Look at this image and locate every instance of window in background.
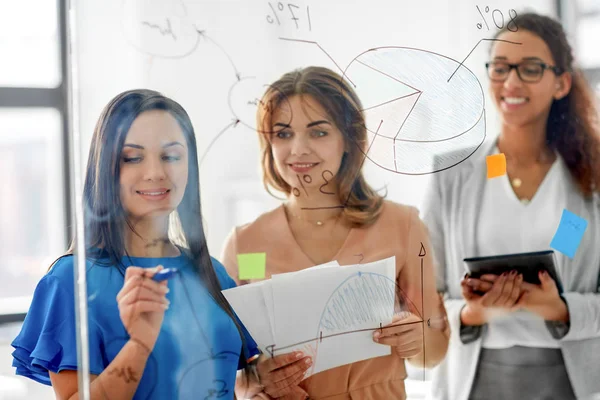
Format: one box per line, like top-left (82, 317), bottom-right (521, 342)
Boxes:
top-left (0, 109), bottom-right (65, 312)
top-left (572, 0), bottom-right (600, 98)
top-left (0, 0), bottom-right (61, 88)
top-left (0, 0), bottom-right (66, 398)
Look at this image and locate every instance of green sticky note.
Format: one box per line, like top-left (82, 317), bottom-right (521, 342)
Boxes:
top-left (237, 253), bottom-right (266, 280)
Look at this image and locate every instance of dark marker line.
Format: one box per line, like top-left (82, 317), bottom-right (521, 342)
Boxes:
top-left (199, 119), bottom-right (239, 168)
top-left (447, 38), bottom-right (522, 83)
top-left (355, 59), bottom-right (421, 94)
top-left (197, 29), bottom-right (242, 80)
top-left (344, 120), bottom-right (381, 207)
top-left (394, 140), bottom-right (397, 172)
top-left (142, 19), bottom-right (177, 41)
top-left (476, 6), bottom-right (489, 30)
top-left (271, 320), bottom-right (424, 353)
top-left (360, 92), bottom-right (421, 112)
top-left (393, 91), bottom-right (422, 141)
top-left (421, 255), bottom-right (426, 381)
top-left (268, 2), bottom-right (281, 24)
top-left (279, 37), bottom-right (356, 87)
top-left (300, 205), bottom-right (346, 210)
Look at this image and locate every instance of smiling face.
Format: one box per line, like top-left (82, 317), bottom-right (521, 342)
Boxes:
top-left (119, 110), bottom-right (189, 220)
top-left (270, 95), bottom-right (346, 194)
top-left (489, 29), bottom-right (571, 129)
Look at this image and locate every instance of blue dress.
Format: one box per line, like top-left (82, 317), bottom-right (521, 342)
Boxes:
top-left (11, 250), bottom-right (259, 400)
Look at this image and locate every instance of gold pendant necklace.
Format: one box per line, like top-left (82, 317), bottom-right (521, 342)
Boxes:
top-left (284, 205), bottom-right (341, 227)
top-left (511, 178), bottom-right (522, 188)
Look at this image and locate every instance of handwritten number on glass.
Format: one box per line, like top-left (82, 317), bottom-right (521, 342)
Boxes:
top-left (319, 170), bottom-right (335, 195)
top-left (292, 174), bottom-right (311, 197)
top-left (292, 171), bottom-right (336, 196)
top-left (266, 2), bottom-right (312, 31)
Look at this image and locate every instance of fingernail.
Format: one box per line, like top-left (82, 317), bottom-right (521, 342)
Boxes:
top-left (296, 352), bottom-right (303, 359)
top-left (305, 358), bottom-right (312, 365)
top-left (518, 274), bottom-right (523, 282)
top-left (373, 332), bottom-right (381, 340)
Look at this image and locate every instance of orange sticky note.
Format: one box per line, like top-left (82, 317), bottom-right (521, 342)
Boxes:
top-left (486, 153), bottom-right (506, 178)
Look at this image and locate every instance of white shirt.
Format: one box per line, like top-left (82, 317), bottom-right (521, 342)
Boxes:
top-left (477, 147), bottom-right (568, 349)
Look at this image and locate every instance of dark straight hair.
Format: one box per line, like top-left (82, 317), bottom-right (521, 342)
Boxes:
top-left (65, 89), bottom-right (252, 393)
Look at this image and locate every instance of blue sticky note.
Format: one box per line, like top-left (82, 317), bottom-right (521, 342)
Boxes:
top-left (550, 209), bottom-right (588, 258)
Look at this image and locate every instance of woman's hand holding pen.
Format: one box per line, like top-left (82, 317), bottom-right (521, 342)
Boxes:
top-left (256, 352), bottom-right (312, 398)
top-left (460, 271), bottom-right (523, 326)
top-left (117, 265), bottom-right (170, 353)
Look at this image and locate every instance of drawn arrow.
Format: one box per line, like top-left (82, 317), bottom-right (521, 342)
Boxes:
top-left (199, 118), bottom-right (240, 168)
top-left (196, 29), bottom-right (242, 81)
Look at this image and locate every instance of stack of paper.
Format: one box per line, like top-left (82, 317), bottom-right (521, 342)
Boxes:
top-left (222, 256), bottom-right (398, 376)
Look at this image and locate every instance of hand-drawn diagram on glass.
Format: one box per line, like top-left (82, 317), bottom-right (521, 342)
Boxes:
top-left (120, 0), bottom-right (520, 176)
top-left (342, 46), bottom-right (486, 174)
top-left (121, 0), bottom-right (201, 59)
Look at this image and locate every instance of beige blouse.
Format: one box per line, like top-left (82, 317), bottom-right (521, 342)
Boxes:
top-left (221, 201), bottom-right (449, 399)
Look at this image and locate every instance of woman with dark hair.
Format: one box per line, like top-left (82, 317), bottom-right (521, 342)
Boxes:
top-left (423, 13), bottom-right (600, 400)
top-left (11, 89), bottom-right (259, 399)
top-left (221, 66), bottom-right (450, 399)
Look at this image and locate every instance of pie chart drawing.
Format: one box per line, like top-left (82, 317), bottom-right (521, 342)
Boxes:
top-left (342, 47), bottom-right (487, 175)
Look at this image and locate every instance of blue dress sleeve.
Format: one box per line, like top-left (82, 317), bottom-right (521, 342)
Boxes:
top-left (11, 256), bottom-right (105, 385)
top-left (211, 257), bottom-right (261, 369)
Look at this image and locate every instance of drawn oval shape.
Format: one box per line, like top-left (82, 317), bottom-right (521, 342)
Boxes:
top-left (342, 47), bottom-right (487, 174)
top-left (228, 76), bottom-right (293, 134)
top-left (121, 0), bottom-right (200, 58)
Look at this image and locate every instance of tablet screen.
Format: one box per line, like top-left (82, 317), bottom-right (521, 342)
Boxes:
top-left (463, 250), bottom-right (563, 293)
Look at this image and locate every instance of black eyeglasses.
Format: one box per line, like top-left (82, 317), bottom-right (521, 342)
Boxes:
top-left (485, 61), bottom-right (563, 83)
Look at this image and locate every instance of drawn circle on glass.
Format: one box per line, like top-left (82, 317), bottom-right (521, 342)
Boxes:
top-left (121, 0), bottom-right (200, 58)
top-left (340, 47), bottom-right (487, 175)
top-left (228, 76), bottom-right (293, 135)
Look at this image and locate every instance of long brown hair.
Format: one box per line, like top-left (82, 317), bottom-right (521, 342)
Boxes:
top-left (494, 12), bottom-right (600, 196)
top-left (64, 89), bottom-right (253, 390)
top-left (257, 66), bottom-right (384, 226)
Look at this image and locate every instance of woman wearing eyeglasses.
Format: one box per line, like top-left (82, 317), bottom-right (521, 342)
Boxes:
top-left (423, 12), bottom-right (600, 400)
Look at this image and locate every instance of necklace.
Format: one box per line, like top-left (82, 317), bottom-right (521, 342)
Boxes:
top-left (284, 205), bottom-right (342, 227)
top-left (500, 147), bottom-right (555, 190)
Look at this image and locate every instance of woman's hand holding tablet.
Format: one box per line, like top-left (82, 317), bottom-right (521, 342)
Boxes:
top-left (460, 271), bottom-right (523, 326)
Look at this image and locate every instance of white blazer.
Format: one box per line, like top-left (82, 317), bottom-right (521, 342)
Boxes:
top-left (422, 138), bottom-right (600, 400)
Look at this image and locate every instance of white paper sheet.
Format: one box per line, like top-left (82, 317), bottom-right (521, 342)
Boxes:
top-left (222, 281), bottom-right (274, 355)
top-left (223, 257), bottom-right (396, 375)
top-left (271, 257), bottom-right (396, 375)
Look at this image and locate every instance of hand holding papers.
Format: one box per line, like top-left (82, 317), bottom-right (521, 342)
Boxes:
top-left (222, 256), bottom-right (401, 377)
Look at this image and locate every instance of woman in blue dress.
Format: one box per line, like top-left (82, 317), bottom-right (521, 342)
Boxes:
top-left (11, 89), bottom-right (259, 399)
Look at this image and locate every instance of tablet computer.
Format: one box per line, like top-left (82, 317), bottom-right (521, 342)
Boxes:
top-left (463, 250), bottom-right (563, 293)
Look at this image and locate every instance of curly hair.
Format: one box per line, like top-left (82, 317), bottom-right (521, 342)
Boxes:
top-left (495, 12), bottom-right (600, 196)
